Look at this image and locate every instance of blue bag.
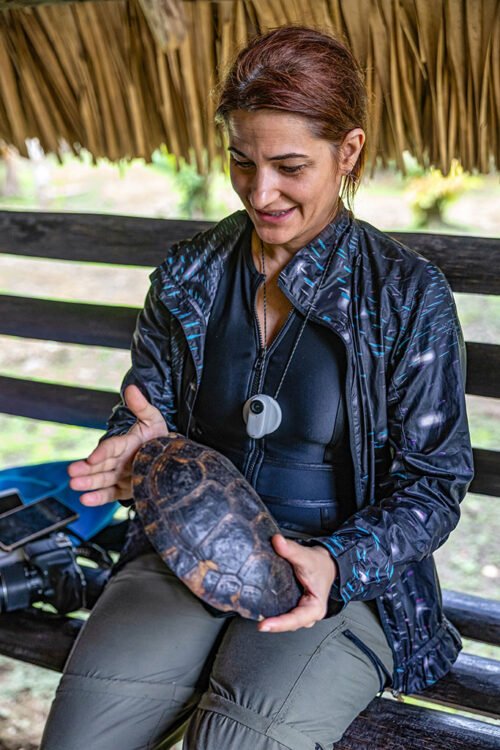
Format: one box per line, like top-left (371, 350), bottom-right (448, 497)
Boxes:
top-left (0, 460), bottom-right (119, 541)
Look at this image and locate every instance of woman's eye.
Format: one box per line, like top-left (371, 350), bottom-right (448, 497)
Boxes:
top-left (232, 159), bottom-right (254, 170)
top-left (280, 165), bottom-right (305, 174)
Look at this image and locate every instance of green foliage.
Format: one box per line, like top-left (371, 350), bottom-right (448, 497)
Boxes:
top-left (151, 147), bottom-right (239, 219)
top-left (152, 147), bottom-right (209, 218)
top-left (0, 414), bottom-right (101, 468)
top-left (404, 159), bottom-right (480, 227)
top-left (151, 146), bottom-right (178, 175)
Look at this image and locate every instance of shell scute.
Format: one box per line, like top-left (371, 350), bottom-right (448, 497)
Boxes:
top-left (239, 552), bottom-right (272, 583)
top-left (198, 453), bottom-right (236, 485)
top-left (153, 457), bottom-right (203, 498)
top-left (213, 574), bottom-right (241, 605)
top-left (200, 518), bottom-right (254, 574)
top-left (200, 568), bottom-right (220, 593)
top-left (172, 440), bottom-right (206, 460)
top-left (173, 485), bottom-right (230, 548)
top-left (239, 584), bottom-right (263, 611)
top-left (227, 480), bottom-right (262, 520)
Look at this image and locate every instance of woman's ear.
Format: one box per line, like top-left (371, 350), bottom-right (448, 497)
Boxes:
top-left (339, 128), bottom-right (365, 174)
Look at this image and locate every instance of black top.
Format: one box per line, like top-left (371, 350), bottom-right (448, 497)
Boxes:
top-left (191, 223), bottom-right (355, 536)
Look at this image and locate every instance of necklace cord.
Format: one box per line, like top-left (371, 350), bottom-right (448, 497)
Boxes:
top-left (257, 241), bottom-right (268, 393)
top-left (259, 238), bottom-right (337, 401)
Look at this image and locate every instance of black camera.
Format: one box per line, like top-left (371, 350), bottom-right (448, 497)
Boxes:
top-left (0, 533), bottom-right (111, 614)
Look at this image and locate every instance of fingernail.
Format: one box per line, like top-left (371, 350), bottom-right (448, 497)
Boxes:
top-left (260, 625), bottom-right (271, 632)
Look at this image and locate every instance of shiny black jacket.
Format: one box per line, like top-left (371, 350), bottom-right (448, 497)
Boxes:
top-left (101, 205), bottom-right (474, 695)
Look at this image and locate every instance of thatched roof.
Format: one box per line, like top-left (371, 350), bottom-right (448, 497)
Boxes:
top-left (0, 0), bottom-right (499, 174)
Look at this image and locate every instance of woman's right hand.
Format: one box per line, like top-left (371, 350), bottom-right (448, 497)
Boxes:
top-left (68, 384), bottom-right (169, 506)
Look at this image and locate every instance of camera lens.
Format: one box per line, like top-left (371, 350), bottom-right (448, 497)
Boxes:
top-left (0, 563), bottom-right (42, 612)
top-left (250, 399), bottom-right (264, 414)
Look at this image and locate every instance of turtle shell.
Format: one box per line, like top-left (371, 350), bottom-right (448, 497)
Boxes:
top-left (131, 434), bottom-right (302, 620)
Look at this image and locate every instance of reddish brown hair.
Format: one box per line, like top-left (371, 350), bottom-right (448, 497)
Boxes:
top-left (215, 25), bottom-right (367, 207)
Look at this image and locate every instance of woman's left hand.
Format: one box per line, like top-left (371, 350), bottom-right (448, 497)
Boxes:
top-left (257, 534), bottom-right (338, 633)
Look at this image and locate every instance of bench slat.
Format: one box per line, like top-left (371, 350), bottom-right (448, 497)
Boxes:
top-left (0, 294), bottom-right (138, 349)
top-left (469, 449), bottom-right (500, 497)
top-left (0, 608), bottom-right (83, 672)
top-left (1, 296), bottom-right (499, 400)
top-left (418, 652), bottom-right (500, 719)
top-left (443, 590), bottom-right (500, 646)
top-left (0, 210), bottom-right (212, 267)
top-left (390, 232), bottom-right (500, 296)
top-left (336, 697), bottom-right (500, 750)
top-left (466, 342), bottom-right (500, 399)
top-left (0, 375), bottom-right (116, 429)
top-left (1, 210), bottom-right (499, 294)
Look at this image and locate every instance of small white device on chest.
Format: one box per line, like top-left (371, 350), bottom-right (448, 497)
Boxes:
top-left (242, 238), bottom-right (335, 439)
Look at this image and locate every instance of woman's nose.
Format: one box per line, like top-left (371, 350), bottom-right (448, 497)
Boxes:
top-left (248, 169), bottom-right (280, 209)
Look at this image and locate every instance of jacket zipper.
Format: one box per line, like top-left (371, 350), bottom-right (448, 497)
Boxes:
top-left (244, 353), bottom-right (266, 483)
top-left (157, 282), bottom-right (205, 438)
top-left (244, 277), bottom-right (296, 485)
top-left (244, 276), bottom-right (266, 484)
top-left (339, 331), bottom-right (363, 504)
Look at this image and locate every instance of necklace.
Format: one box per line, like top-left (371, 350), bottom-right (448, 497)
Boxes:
top-left (242, 238), bottom-right (336, 439)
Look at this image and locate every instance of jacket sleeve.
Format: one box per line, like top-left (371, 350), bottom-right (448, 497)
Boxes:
top-left (310, 267), bottom-right (474, 605)
top-left (98, 281), bottom-right (179, 445)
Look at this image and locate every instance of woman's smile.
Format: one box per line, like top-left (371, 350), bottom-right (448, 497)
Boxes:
top-left (254, 206), bottom-right (297, 223)
top-left (227, 110), bottom-right (346, 255)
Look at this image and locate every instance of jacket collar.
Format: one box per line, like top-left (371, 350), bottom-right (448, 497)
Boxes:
top-left (151, 203), bottom-right (357, 377)
top-left (275, 201), bottom-right (355, 327)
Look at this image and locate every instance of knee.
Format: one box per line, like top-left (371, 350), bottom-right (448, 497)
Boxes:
top-left (40, 673), bottom-right (191, 750)
top-left (183, 692), bottom-right (307, 750)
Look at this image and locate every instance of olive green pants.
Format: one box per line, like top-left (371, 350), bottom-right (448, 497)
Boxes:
top-left (41, 551), bottom-right (393, 750)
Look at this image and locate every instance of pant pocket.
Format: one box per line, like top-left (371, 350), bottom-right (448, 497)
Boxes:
top-left (341, 629), bottom-right (392, 694)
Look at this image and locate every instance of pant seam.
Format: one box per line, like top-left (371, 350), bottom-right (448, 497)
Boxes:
top-left (269, 616), bottom-right (347, 729)
top-left (57, 673), bottom-right (199, 705)
top-left (64, 670), bottom-right (185, 689)
top-left (146, 685), bottom-right (199, 750)
top-left (340, 613), bottom-right (394, 679)
top-left (196, 693), bottom-right (316, 750)
top-left (55, 684), bottom-right (169, 704)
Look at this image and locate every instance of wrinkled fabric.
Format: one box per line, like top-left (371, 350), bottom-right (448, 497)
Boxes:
top-left (40, 552), bottom-right (393, 750)
top-left (100, 204), bottom-right (473, 695)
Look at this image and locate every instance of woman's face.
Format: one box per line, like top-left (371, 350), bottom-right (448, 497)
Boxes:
top-left (227, 109), bottom-right (363, 253)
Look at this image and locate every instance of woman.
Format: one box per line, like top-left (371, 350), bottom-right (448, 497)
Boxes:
top-left (41, 25), bottom-right (473, 750)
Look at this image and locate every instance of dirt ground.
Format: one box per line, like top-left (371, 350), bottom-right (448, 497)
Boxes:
top-left (0, 657), bottom-right (59, 750)
top-left (0, 694), bottom-right (50, 750)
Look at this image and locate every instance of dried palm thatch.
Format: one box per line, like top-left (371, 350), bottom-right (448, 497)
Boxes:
top-left (0, 0), bottom-right (498, 174)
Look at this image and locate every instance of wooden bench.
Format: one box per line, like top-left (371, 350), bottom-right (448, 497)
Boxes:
top-left (0, 210), bottom-right (499, 749)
